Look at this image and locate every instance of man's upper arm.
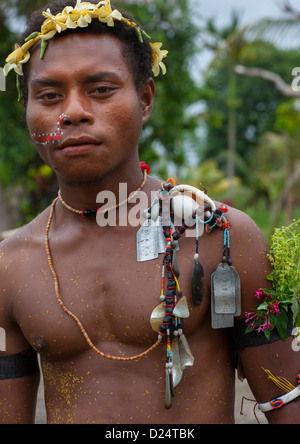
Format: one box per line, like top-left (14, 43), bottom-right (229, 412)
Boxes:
top-left (230, 212), bottom-right (300, 424)
top-left (0, 242), bottom-right (40, 424)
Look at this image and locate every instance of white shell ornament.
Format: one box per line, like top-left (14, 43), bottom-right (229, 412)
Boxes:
top-left (150, 302), bottom-right (166, 332)
top-left (171, 194), bottom-right (197, 223)
top-left (173, 296), bottom-right (190, 318)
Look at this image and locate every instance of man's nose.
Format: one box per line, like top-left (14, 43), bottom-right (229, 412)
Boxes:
top-left (61, 91), bottom-right (94, 126)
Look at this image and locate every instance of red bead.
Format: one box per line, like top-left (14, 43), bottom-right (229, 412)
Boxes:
top-left (219, 204), bottom-right (228, 214)
top-left (140, 161), bottom-right (150, 174)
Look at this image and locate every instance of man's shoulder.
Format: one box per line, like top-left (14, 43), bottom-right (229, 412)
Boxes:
top-left (0, 207), bottom-right (50, 264)
top-left (226, 205), bottom-right (268, 246)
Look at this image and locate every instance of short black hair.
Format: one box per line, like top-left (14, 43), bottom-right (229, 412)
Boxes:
top-left (18, 0), bottom-right (153, 101)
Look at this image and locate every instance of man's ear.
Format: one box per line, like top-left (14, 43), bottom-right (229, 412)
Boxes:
top-left (140, 78), bottom-right (155, 125)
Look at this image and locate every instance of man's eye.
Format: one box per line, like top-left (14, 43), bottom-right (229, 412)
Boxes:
top-left (93, 87), bottom-right (114, 94)
top-left (39, 93), bottom-right (61, 101)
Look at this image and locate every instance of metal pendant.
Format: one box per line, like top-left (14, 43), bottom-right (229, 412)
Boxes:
top-left (211, 263), bottom-right (237, 329)
top-left (150, 202), bottom-right (160, 221)
top-left (191, 258), bottom-right (204, 306)
top-left (137, 219), bottom-right (158, 262)
top-left (230, 265), bottom-right (241, 316)
top-left (150, 302), bottom-right (165, 332)
top-left (213, 263), bottom-right (236, 314)
top-left (137, 217), bottom-right (179, 261)
top-left (178, 334), bottom-right (194, 371)
top-left (165, 368), bottom-right (173, 409)
top-left (171, 337), bottom-right (183, 388)
top-left (173, 296), bottom-right (190, 319)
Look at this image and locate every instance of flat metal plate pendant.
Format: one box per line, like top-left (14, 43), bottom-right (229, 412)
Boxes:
top-left (137, 217), bottom-right (179, 262)
top-left (137, 219), bottom-right (158, 262)
top-left (211, 263), bottom-right (236, 329)
top-left (171, 337), bottom-right (183, 388)
top-left (230, 265), bottom-right (241, 316)
top-left (178, 334), bottom-right (194, 371)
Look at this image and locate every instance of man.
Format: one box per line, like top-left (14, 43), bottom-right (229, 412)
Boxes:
top-left (0, 0), bottom-right (299, 424)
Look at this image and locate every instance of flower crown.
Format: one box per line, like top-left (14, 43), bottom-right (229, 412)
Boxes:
top-left (3, 0), bottom-right (168, 79)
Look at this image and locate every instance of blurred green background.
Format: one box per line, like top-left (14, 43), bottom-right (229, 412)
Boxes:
top-left (0, 0), bottom-right (300, 240)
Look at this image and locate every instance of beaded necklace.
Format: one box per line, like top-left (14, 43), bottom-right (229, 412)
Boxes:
top-left (58, 164), bottom-right (149, 218)
top-left (45, 163), bottom-right (163, 361)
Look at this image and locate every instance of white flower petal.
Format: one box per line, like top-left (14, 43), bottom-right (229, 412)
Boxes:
top-left (3, 63), bottom-right (14, 76)
top-left (19, 52), bottom-right (31, 65)
top-left (40, 30), bottom-right (57, 40)
top-left (14, 64), bottom-right (24, 76)
top-left (85, 13), bottom-right (92, 24)
top-left (65, 6), bottom-right (74, 14)
top-left (159, 62), bottom-right (167, 75)
top-left (77, 15), bottom-right (89, 27)
top-left (111, 10), bottom-right (122, 21)
top-left (66, 16), bottom-right (77, 28)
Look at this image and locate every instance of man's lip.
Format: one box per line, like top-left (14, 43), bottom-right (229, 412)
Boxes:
top-left (59, 136), bottom-right (100, 150)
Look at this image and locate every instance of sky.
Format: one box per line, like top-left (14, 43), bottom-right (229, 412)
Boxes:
top-left (197, 0), bottom-right (289, 27)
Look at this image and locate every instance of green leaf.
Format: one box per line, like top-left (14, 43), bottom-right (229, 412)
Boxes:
top-left (257, 302), bottom-right (269, 311)
top-left (291, 299), bottom-right (300, 324)
top-left (275, 311), bottom-right (289, 340)
top-left (264, 329), bottom-right (271, 341)
top-left (245, 326), bottom-right (254, 334)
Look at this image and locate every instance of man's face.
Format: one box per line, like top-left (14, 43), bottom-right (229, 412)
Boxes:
top-left (26, 33), bottom-right (154, 184)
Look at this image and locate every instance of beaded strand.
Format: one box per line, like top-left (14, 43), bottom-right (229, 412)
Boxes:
top-left (45, 163), bottom-right (162, 361)
top-left (58, 165), bottom-right (149, 217)
top-left (45, 197), bottom-right (162, 361)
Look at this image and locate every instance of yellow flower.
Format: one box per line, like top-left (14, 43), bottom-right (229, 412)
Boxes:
top-left (42, 9), bottom-right (68, 33)
top-left (94, 0), bottom-right (122, 27)
top-left (76, 1), bottom-right (99, 12)
top-left (4, 35), bottom-right (40, 76)
top-left (40, 30), bottom-right (57, 40)
top-left (151, 42), bottom-right (168, 77)
top-left (3, 0), bottom-right (169, 79)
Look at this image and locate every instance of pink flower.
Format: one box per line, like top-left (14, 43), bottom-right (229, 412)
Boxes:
top-left (269, 301), bottom-right (281, 315)
top-left (256, 324), bottom-right (265, 333)
top-left (245, 311), bottom-right (259, 331)
top-left (262, 315), bottom-right (273, 330)
top-left (254, 289), bottom-right (271, 301)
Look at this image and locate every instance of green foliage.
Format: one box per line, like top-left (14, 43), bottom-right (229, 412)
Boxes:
top-left (268, 219), bottom-right (300, 306)
top-left (202, 43), bottom-right (299, 175)
top-left (245, 219), bottom-right (300, 340)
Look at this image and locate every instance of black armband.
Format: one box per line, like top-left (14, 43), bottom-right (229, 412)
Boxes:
top-left (232, 310), bottom-right (295, 351)
top-left (0, 349), bottom-right (39, 380)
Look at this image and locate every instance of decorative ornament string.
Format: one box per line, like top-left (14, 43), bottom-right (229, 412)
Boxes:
top-left (45, 198), bottom-right (161, 361)
top-left (58, 164), bottom-right (148, 217)
top-left (45, 162), bottom-right (162, 361)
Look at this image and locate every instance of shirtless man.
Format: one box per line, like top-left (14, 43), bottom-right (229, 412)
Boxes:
top-left (0, 0), bottom-right (299, 424)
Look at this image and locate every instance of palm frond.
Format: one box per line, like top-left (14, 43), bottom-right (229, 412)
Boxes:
top-left (245, 18), bottom-right (300, 47)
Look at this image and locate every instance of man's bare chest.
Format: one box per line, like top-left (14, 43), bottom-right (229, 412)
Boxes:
top-left (11, 220), bottom-right (223, 361)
